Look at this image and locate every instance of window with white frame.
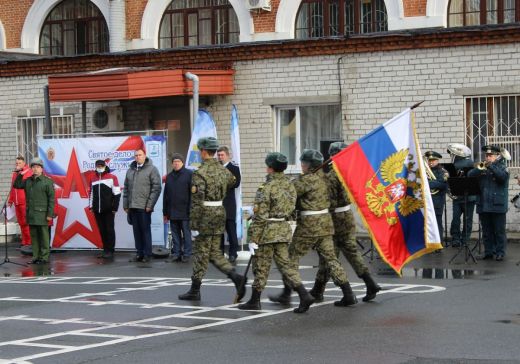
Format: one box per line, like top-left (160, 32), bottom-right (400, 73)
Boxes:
top-left (276, 104), bottom-right (342, 171)
top-left (17, 115), bottom-right (74, 162)
top-left (465, 95), bottom-right (520, 167)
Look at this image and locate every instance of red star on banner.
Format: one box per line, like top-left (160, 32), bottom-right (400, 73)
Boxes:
top-left (52, 148), bottom-right (102, 248)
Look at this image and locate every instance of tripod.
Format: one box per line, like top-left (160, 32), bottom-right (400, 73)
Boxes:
top-left (359, 238), bottom-right (376, 262)
top-left (0, 182), bottom-right (27, 267)
top-left (448, 176), bottom-right (479, 264)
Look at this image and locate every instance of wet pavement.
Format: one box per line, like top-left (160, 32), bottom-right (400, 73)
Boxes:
top-left (0, 240), bottom-right (519, 364)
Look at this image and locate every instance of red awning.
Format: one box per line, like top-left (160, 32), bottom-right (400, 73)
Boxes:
top-left (48, 67), bottom-right (234, 102)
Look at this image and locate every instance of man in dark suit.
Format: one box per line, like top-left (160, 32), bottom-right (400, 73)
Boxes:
top-left (217, 145), bottom-right (241, 263)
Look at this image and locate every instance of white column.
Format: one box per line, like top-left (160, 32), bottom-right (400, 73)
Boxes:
top-left (109, 0), bottom-right (126, 52)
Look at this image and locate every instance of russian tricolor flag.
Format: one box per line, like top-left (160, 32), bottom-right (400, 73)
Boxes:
top-left (331, 108), bottom-right (442, 274)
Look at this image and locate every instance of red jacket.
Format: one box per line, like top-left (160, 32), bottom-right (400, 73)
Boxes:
top-left (9, 165), bottom-right (33, 206)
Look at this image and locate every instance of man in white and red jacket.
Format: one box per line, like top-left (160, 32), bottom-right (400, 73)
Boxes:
top-left (9, 156), bottom-right (33, 246)
top-left (88, 160), bottom-right (121, 259)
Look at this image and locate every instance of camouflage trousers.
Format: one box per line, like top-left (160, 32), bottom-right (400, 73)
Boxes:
top-left (285, 235), bottom-right (348, 286)
top-left (252, 242), bottom-right (303, 291)
top-left (191, 234), bottom-right (234, 281)
top-left (315, 234), bottom-right (369, 284)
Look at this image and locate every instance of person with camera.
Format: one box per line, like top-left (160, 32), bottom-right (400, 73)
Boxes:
top-left (468, 145), bottom-right (510, 261)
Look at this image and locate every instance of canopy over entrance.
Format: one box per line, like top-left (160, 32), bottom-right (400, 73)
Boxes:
top-left (48, 67), bottom-right (234, 102)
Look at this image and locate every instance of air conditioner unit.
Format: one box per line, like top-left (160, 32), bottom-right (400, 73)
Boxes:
top-left (92, 107), bottom-right (124, 132)
top-left (246, 0), bottom-right (271, 11)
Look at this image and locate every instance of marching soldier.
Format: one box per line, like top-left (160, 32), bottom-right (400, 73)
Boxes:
top-left (178, 137), bottom-right (246, 301)
top-left (424, 151), bottom-right (449, 242)
top-left (310, 142), bottom-right (381, 303)
top-left (468, 145), bottom-right (509, 261)
top-left (238, 152), bottom-right (314, 313)
top-left (269, 149), bottom-right (357, 308)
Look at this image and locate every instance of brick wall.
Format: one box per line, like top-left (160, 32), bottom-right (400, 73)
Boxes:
top-left (126, 0), bottom-right (148, 41)
top-left (0, 0), bottom-right (33, 49)
top-left (251, 0), bottom-right (280, 33)
top-left (403, 0), bottom-right (427, 17)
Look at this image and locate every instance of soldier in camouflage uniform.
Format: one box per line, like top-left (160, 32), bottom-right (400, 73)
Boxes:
top-left (178, 137), bottom-right (246, 302)
top-left (310, 142), bottom-right (381, 303)
top-left (238, 153), bottom-right (314, 313)
top-left (269, 149), bottom-right (357, 307)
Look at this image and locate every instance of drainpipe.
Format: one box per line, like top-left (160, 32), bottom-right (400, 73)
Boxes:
top-left (44, 85), bottom-right (52, 135)
top-left (184, 72), bottom-right (199, 130)
top-left (109, 0), bottom-right (126, 52)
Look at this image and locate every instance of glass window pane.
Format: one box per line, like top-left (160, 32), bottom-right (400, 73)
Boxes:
top-left (188, 13), bottom-right (198, 45)
top-left (280, 109), bottom-right (297, 165)
top-left (300, 105), bottom-right (341, 150)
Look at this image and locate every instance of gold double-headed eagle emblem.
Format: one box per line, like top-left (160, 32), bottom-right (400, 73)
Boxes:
top-left (365, 149), bottom-right (423, 225)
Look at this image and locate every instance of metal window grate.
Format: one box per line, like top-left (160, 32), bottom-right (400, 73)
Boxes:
top-left (466, 95), bottom-right (520, 168)
top-left (16, 115), bottom-right (74, 162)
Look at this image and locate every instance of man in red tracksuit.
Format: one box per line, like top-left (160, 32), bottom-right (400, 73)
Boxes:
top-left (9, 156), bottom-right (33, 246)
top-left (88, 160), bottom-right (121, 259)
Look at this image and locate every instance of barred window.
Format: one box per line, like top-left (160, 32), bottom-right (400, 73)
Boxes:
top-left (159, 0), bottom-right (239, 49)
top-left (448, 0), bottom-right (520, 27)
top-left (276, 104), bottom-right (342, 172)
top-left (465, 95), bottom-right (520, 167)
top-left (295, 0), bottom-right (388, 39)
top-left (39, 0), bottom-right (109, 56)
top-left (17, 116), bottom-right (74, 162)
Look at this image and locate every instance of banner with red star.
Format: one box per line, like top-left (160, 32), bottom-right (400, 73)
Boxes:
top-left (37, 135), bottom-right (167, 250)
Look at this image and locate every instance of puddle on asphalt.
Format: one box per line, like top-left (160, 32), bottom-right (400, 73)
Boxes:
top-left (376, 267), bottom-right (495, 279)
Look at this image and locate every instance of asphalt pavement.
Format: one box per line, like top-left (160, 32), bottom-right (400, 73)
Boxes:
top-left (0, 239), bottom-right (519, 364)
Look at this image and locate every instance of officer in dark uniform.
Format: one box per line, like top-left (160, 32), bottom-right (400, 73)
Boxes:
top-left (424, 151), bottom-right (449, 243)
top-left (468, 145), bottom-right (509, 261)
top-left (447, 144), bottom-right (477, 247)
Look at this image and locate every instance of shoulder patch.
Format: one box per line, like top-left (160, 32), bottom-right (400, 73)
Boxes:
top-left (191, 186), bottom-right (197, 194)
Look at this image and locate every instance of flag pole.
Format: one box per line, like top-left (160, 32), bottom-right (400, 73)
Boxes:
top-left (410, 100), bottom-right (424, 110)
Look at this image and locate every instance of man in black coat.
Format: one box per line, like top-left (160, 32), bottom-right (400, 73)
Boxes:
top-left (217, 146), bottom-right (241, 263)
top-left (425, 151), bottom-right (449, 243)
top-left (163, 153), bottom-right (193, 262)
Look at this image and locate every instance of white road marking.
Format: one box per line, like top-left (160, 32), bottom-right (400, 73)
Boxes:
top-left (0, 276), bottom-right (445, 362)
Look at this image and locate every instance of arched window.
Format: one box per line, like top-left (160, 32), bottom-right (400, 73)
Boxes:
top-left (39, 0), bottom-right (109, 56)
top-left (159, 0), bottom-right (239, 48)
top-left (448, 0), bottom-right (520, 27)
top-left (295, 0), bottom-right (387, 39)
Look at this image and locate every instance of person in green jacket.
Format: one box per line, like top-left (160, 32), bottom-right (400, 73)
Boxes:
top-left (13, 157), bottom-right (55, 264)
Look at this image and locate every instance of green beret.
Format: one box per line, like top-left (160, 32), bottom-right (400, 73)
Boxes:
top-left (328, 142), bottom-right (347, 157)
top-left (482, 145), bottom-right (500, 155)
top-left (197, 137), bottom-right (219, 151)
top-left (30, 157), bottom-right (44, 167)
top-left (300, 149), bottom-right (324, 168)
top-left (424, 151), bottom-right (442, 160)
top-left (265, 152), bottom-right (288, 171)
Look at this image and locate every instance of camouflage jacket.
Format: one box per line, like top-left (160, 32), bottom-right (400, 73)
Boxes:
top-left (327, 168), bottom-right (354, 236)
top-left (292, 170), bottom-right (334, 238)
top-left (248, 172), bottom-right (296, 245)
top-left (190, 158), bottom-right (235, 235)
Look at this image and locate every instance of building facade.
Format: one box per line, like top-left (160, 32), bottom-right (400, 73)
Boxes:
top-left (1, 0), bottom-right (520, 232)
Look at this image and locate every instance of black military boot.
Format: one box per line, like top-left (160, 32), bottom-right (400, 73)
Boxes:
top-left (334, 282), bottom-right (358, 307)
top-left (238, 289), bottom-right (262, 310)
top-left (293, 285), bottom-right (315, 314)
top-left (360, 272), bottom-right (381, 302)
top-left (309, 279), bottom-right (327, 302)
top-left (228, 270), bottom-right (247, 302)
top-left (268, 284), bottom-right (292, 305)
top-left (178, 278), bottom-right (201, 301)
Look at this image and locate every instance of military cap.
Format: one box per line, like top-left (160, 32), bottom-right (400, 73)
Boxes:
top-left (30, 157), bottom-right (44, 167)
top-left (328, 142), bottom-right (348, 157)
top-left (95, 159), bottom-right (106, 167)
top-left (197, 137), bottom-right (219, 151)
top-left (482, 145), bottom-right (501, 155)
top-left (424, 151), bottom-right (442, 160)
top-left (300, 149), bottom-right (324, 168)
top-left (265, 152), bottom-right (288, 171)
